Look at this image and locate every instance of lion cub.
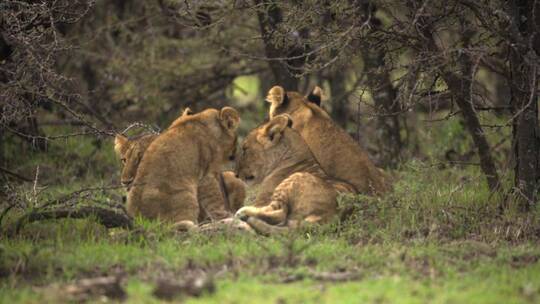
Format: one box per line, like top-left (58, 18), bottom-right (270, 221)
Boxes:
top-left (125, 107), bottom-right (240, 226)
top-left (114, 132), bottom-right (246, 222)
top-left (235, 114), bottom-right (355, 229)
top-left (265, 85), bottom-right (390, 195)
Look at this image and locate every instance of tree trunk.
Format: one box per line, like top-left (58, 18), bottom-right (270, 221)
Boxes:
top-left (442, 72), bottom-right (501, 191)
top-left (254, 0), bottom-right (298, 90)
top-left (362, 50), bottom-right (402, 168)
top-left (507, 0), bottom-right (540, 210)
top-left (354, 2), bottom-right (402, 167)
top-left (328, 71), bottom-right (348, 127)
top-left (416, 13), bottom-right (501, 192)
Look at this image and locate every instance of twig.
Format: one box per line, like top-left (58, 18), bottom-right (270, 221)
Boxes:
top-left (121, 122), bottom-right (160, 135)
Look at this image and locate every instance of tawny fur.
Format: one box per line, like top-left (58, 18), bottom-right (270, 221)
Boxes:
top-left (235, 114), bottom-right (355, 229)
top-left (114, 131), bottom-right (246, 223)
top-left (265, 86), bottom-right (390, 195)
top-left (117, 107), bottom-right (241, 225)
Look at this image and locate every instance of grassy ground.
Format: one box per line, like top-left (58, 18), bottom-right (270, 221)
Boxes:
top-left (1, 161), bottom-right (540, 303)
top-left (1, 218), bottom-right (539, 303)
top-left (1, 116), bottom-right (539, 303)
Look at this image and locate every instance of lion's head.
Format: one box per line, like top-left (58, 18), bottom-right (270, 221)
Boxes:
top-left (114, 133), bottom-right (158, 189)
top-left (113, 107), bottom-right (196, 189)
top-left (172, 106), bottom-right (240, 164)
top-left (236, 114), bottom-right (314, 185)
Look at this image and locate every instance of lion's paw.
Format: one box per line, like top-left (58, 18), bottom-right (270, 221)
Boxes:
top-left (235, 206), bottom-right (255, 221)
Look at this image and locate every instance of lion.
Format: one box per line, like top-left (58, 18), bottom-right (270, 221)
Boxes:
top-left (265, 85), bottom-right (390, 195)
top-left (234, 114), bottom-right (355, 234)
top-left (125, 107), bottom-right (241, 227)
top-left (114, 132), bottom-right (246, 221)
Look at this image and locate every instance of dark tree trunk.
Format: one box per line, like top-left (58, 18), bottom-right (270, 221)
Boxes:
top-left (328, 71), bottom-right (348, 127)
top-left (443, 72), bottom-right (501, 191)
top-left (362, 50), bottom-right (402, 168)
top-left (416, 13), bottom-right (501, 191)
top-left (321, 2), bottom-right (349, 127)
top-left (0, 128), bottom-right (3, 168)
top-left (23, 115), bottom-right (48, 152)
top-left (254, 0), bottom-right (298, 90)
top-left (355, 2), bottom-right (402, 167)
top-left (0, 33), bottom-right (12, 62)
top-left (506, 0), bottom-right (540, 210)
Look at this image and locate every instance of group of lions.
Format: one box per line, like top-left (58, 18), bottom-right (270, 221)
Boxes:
top-left (114, 86), bottom-right (390, 234)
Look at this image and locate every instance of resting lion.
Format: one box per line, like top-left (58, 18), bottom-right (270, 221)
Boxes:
top-left (125, 107), bottom-right (241, 226)
top-left (265, 85), bottom-right (390, 195)
top-left (235, 114), bottom-right (355, 233)
top-left (114, 132), bottom-right (246, 222)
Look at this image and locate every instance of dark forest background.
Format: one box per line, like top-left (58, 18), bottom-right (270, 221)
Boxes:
top-left (1, 0), bottom-right (538, 213)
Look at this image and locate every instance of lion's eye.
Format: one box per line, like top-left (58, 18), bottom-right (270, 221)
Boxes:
top-left (121, 158), bottom-right (126, 164)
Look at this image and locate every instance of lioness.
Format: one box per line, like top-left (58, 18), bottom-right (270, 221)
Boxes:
top-left (126, 107), bottom-right (240, 226)
top-left (114, 132), bottom-right (246, 220)
top-left (235, 114), bottom-right (355, 232)
top-left (266, 85), bottom-right (390, 195)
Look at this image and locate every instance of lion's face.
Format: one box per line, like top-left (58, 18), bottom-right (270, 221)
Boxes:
top-left (114, 133), bottom-right (157, 190)
top-left (236, 129), bottom-right (268, 185)
top-left (236, 115), bottom-right (294, 185)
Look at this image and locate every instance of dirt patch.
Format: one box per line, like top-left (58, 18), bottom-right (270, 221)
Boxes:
top-left (279, 269), bottom-right (362, 284)
top-left (63, 275), bottom-right (126, 302)
top-left (510, 254), bottom-right (540, 268)
top-left (153, 273), bottom-right (216, 301)
top-left (446, 240), bottom-right (498, 261)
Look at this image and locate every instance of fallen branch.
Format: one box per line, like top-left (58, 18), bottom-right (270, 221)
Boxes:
top-left (11, 205), bottom-right (133, 235)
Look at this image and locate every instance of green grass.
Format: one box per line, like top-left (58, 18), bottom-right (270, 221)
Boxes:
top-left (1, 162), bottom-right (540, 303)
top-left (2, 150), bottom-right (540, 303)
top-left (1, 221), bottom-right (539, 303)
top-left (1, 111), bottom-right (538, 303)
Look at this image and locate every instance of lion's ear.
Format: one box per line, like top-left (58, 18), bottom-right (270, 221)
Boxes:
top-left (306, 86), bottom-right (323, 106)
top-left (219, 107), bottom-right (240, 133)
top-left (267, 86), bottom-right (288, 118)
top-left (114, 134), bottom-right (128, 156)
top-left (266, 114), bottom-right (292, 143)
top-left (181, 107), bottom-right (193, 116)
